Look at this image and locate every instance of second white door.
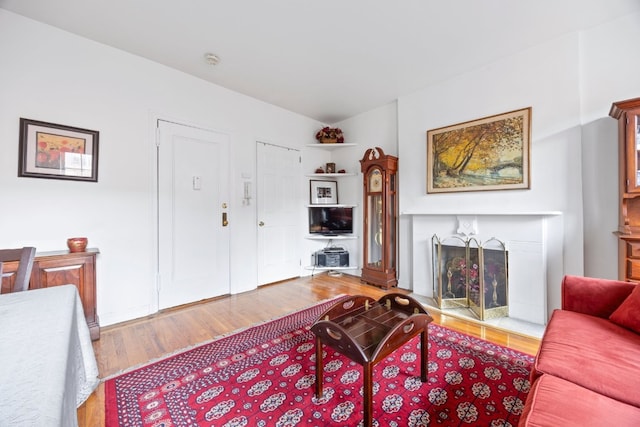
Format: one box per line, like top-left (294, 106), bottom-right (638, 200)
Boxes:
top-left (257, 142), bottom-right (301, 285)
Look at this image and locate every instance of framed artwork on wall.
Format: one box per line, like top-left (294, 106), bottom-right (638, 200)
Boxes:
top-left (310, 180), bottom-right (338, 204)
top-left (426, 107), bottom-right (531, 193)
top-left (18, 118), bottom-right (99, 182)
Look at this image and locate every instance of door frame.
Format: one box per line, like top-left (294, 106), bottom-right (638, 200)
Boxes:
top-left (150, 113), bottom-right (232, 313)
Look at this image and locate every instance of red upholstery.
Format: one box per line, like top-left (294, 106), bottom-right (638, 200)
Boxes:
top-left (561, 275), bottom-right (634, 318)
top-left (609, 284), bottom-right (640, 333)
top-left (532, 309), bottom-right (640, 407)
top-left (520, 275), bottom-right (640, 426)
top-left (519, 374), bottom-right (640, 427)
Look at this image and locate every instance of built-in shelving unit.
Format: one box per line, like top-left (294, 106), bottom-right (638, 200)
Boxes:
top-left (305, 142), bottom-right (359, 272)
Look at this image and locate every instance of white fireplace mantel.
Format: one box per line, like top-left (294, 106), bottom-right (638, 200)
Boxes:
top-left (405, 211), bottom-right (564, 326)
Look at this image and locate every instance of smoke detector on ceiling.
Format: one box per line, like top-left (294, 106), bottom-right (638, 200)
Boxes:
top-left (204, 53), bottom-right (220, 66)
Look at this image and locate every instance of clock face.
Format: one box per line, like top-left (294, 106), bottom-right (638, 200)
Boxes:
top-left (369, 169), bottom-right (382, 192)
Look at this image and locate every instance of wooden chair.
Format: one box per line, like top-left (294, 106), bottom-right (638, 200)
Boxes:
top-left (0, 247), bottom-right (36, 293)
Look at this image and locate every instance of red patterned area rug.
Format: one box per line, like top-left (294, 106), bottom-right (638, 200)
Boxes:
top-left (105, 297), bottom-right (534, 427)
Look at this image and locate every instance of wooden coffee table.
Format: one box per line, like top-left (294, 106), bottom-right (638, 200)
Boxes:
top-left (311, 293), bottom-right (433, 427)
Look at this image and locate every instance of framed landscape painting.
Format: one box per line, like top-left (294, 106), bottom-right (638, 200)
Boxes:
top-left (427, 107), bottom-right (531, 193)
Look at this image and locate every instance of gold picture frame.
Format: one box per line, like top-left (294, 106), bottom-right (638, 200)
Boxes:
top-left (427, 107), bottom-right (531, 193)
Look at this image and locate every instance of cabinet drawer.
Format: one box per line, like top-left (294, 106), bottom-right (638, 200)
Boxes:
top-left (627, 259), bottom-right (640, 280)
top-left (627, 242), bottom-right (640, 258)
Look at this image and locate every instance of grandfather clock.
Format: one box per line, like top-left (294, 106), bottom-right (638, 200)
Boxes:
top-left (360, 147), bottom-right (398, 288)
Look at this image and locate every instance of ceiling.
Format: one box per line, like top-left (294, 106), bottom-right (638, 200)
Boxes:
top-left (2, 0), bottom-right (639, 123)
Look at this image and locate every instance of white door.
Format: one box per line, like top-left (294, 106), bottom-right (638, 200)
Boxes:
top-left (157, 120), bottom-right (230, 309)
top-left (257, 142), bottom-right (301, 285)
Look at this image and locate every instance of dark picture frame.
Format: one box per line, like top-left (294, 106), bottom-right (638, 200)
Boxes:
top-left (426, 107), bottom-right (531, 193)
top-left (310, 180), bottom-right (338, 205)
top-left (18, 118), bottom-right (99, 182)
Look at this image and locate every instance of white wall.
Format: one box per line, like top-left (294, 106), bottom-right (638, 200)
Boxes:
top-left (0, 10), bottom-right (322, 326)
top-left (335, 10), bottom-right (640, 317)
top-left (579, 11), bottom-right (640, 279)
top-left (3, 8), bottom-right (640, 327)
top-left (581, 118), bottom-right (619, 280)
top-left (399, 33), bottom-right (585, 310)
top-left (325, 103), bottom-right (398, 273)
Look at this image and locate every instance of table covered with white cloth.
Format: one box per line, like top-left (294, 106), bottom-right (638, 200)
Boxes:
top-left (0, 285), bottom-right (99, 426)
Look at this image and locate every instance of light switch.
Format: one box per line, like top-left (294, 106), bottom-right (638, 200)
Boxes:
top-left (193, 176), bottom-right (201, 190)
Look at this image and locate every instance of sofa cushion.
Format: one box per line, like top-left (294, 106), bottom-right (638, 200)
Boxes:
top-left (519, 374), bottom-right (640, 427)
top-left (609, 284), bottom-right (640, 334)
top-left (532, 309), bottom-right (640, 407)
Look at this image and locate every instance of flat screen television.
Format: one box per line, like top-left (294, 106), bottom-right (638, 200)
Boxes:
top-left (308, 206), bottom-right (354, 235)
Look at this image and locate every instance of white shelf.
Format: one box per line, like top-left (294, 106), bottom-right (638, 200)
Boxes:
top-left (307, 204), bottom-right (357, 208)
top-left (306, 143), bottom-right (357, 149)
top-left (304, 265), bottom-right (358, 271)
top-left (306, 173), bottom-right (357, 178)
top-left (305, 234), bottom-right (358, 240)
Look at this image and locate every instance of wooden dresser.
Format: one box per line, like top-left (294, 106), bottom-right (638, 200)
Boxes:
top-left (0, 248), bottom-right (100, 340)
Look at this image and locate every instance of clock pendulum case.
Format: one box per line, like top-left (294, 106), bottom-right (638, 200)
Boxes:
top-left (360, 147), bottom-right (398, 288)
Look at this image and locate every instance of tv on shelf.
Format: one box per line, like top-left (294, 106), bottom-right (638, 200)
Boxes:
top-left (308, 206), bottom-right (354, 236)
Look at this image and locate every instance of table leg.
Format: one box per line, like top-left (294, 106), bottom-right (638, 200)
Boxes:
top-left (315, 336), bottom-right (324, 398)
top-left (363, 362), bottom-right (373, 427)
top-left (420, 329), bottom-right (428, 382)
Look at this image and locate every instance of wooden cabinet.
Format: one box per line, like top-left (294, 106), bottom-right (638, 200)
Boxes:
top-left (610, 97), bottom-right (640, 282)
top-left (1, 248), bottom-right (100, 339)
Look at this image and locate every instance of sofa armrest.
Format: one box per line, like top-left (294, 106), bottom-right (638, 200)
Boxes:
top-left (562, 275), bottom-right (635, 318)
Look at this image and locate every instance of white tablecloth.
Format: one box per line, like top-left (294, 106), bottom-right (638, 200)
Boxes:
top-left (0, 285), bottom-right (99, 426)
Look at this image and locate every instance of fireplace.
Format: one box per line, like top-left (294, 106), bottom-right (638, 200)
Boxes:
top-left (406, 213), bottom-right (562, 326)
top-left (432, 235), bottom-right (509, 320)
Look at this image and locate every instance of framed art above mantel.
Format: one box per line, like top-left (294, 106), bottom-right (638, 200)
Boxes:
top-left (18, 118), bottom-right (99, 182)
top-left (426, 107), bottom-right (531, 194)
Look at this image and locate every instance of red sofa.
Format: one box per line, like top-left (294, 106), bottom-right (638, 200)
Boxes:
top-left (519, 275), bottom-right (640, 426)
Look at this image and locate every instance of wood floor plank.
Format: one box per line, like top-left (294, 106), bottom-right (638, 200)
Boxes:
top-left (78, 272), bottom-right (541, 427)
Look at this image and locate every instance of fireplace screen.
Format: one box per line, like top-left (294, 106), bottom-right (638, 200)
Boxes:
top-left (432, 235), bottom-right (508, 320)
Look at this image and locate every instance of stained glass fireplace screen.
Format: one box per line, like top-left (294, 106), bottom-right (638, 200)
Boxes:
top-left (432, 235), bottom-right (509, 320)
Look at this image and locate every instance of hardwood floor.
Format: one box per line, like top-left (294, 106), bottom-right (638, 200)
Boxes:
top-left (77, 272), bottom-right (540, 427)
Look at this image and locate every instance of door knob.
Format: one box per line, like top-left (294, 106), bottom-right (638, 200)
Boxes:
top-left (222, 212), bottom-right (228, 226)
top-left (259, 221), bottom-right (265, 227)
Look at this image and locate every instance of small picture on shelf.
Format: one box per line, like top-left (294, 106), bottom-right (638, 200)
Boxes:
top-left (310, 180), bottom-right (338, 204)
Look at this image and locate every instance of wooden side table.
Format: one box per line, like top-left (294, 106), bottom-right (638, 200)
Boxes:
top-left (311, 293), bottom-right (433, 427)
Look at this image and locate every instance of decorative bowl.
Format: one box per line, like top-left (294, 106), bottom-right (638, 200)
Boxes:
top-left (67, 237), bottom-right (88, 253)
